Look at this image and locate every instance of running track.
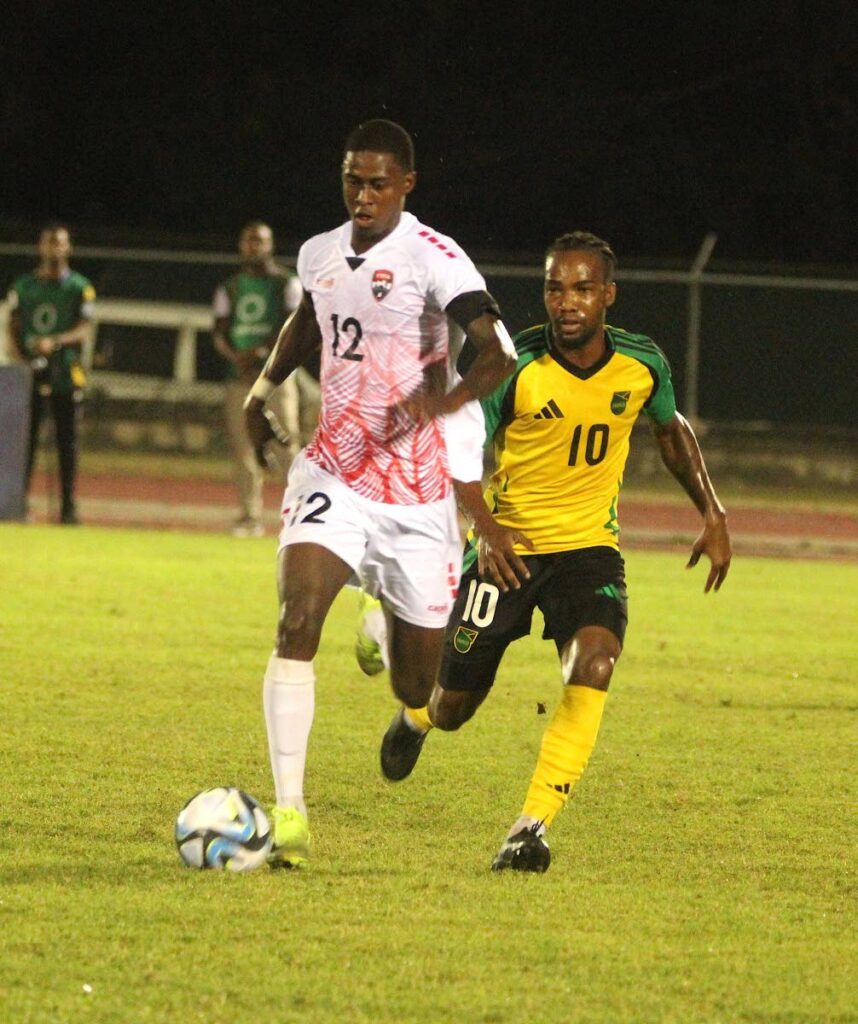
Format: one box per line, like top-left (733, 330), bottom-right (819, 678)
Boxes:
top-left (25, 470), bottom-right (858, 561)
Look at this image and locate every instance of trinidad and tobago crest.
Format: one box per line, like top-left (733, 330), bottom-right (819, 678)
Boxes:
top-left (371, 269), bottom-right (394, 301)
top-left (611, 390), bottom-right (631, 415)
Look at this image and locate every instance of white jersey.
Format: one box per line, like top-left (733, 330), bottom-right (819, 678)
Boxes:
top-left (297, 211), bottom-right (487, 505)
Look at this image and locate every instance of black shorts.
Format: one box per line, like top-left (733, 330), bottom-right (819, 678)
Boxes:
top-left (439, 546), bottom-right (628, 692)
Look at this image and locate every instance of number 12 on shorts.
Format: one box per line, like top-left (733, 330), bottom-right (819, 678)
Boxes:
top-left (461, 579), bottom-right (500, 627)
top-left (287, 491), bottom-right (332, 527)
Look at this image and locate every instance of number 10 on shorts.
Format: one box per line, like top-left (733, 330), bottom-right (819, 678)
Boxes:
top-left (461, 579), bottom-right (500, 627)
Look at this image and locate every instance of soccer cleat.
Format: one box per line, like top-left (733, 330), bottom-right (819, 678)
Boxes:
top-left (355, 592), bottom-right (385, 676)
top-left (268, 805), bottom-right (310, 869)
top-left (491, 824), bottom-right (551, 873)
top-left (380, 708), bottom-right (428, 781)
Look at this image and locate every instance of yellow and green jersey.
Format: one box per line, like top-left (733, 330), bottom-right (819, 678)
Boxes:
top-left (477, 323), bottom-right (676, 555)
top-left (8, 270), bottom-right (95, 393)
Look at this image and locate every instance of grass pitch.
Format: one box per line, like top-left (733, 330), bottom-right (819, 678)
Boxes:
top-left (0, 525), bottom-right (855, 1024)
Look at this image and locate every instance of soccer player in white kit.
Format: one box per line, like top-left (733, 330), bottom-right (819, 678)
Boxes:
top-left (244, 119), bottom-right (517, 866)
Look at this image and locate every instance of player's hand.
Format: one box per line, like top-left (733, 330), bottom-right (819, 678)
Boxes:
top-left (35, 336), bottom-right (56, 356)
top-left (396, 392), bottom-right (450, 423)
top-left (235, 350), bottom-right (260, 384)
top-left (476, 520), bottom-right (534, 592)
top-left (244, 396), bottom-right (291, 469)
top-left (686, 517), bottom-right (732, 592)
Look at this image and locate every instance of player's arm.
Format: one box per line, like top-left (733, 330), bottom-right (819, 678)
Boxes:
top-left (6, 303), bottom-right (27, 362)
top-left (38, 318), bottom-right (90, 354)
top-left (652, 412), bottom-right (732, 592)
top-left (453, 479), bottom-right (533, 592)
top-left (39, 283), bottom-right (95, 356)
top-left (212, 287), bottom-right (255, 375)
top-left (243, 294), bottom-right (322, 466)
top-left (213, 314), bottom-right (257, 381)
top-left (212, 314), bottom-right (238, 364)
top-left (446, 396), bottom-right (532, 591)
top-left (22, 316), bottom-right (91, 359)
top-left (445, 312), bottom-right (517, 414)
top-left (405, 290), bottom-right (516, 419)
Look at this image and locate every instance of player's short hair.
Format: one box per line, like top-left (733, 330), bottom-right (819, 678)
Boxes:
top-left (546, 231), bottom-right (616, 282)
top-left (343, 119), bottom-right (415, 172)
top-left (240, 220), bottom-right (273, 238)
top-left (40, 221), bottom-right (71, 239)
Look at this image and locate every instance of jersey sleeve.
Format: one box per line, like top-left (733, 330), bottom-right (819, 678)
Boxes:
top-left (212, 285), bottom-right (231, 319)
top-left (425, 245), bottom-right (487, 313)
top-left (296, 240), bottom-right (313, 294)
top-left (641, 350), bottom-right (678, 425)
top-left (445, 398), bottom-right (486, 483)
top-left (479, 372), bottom-right (517, 443)
top-left (79, 280), bottom-right (96, 319)
top-left (284, 274), bottom-right (303, 313)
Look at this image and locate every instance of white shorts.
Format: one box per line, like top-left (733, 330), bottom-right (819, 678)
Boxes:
top-left (278, 452), bottom-right (462, 628)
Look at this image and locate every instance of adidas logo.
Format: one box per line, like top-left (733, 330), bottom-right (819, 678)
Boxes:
top-left (534, 399), bottom-right (564, 420)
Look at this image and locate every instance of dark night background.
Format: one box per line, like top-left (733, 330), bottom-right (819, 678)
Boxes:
top-left (2, 0), bottom-right (857, 264)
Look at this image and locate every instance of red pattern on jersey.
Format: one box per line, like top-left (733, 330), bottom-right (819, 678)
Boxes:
top-left (304, 333), bottom-right (451, 505)
top-left (418, 230), bottom-right (458, 258)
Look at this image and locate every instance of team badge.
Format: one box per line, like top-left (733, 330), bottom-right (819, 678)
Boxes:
top-left (611, 390), bottom-right (631, 415)
top-left (371, 269), bottom-right (394, 301)
top-left (453, 626), bottom-right (479, 654)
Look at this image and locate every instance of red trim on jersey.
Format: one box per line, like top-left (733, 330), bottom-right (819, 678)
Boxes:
top-left (418, 230), bottom-right (458, 258)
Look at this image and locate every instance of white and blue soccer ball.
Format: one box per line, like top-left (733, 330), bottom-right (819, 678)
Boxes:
top-left (175, 787), bottom-right (271, 872)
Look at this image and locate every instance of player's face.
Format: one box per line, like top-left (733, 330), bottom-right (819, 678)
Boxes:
top-left (342, 151), bottom-right (415, 253)
top-left (544, 249), bottom-right (616, 355)
top-left (239, 225), bottom-right (274, 266)
top-left (38, 228), bottom-right (71, 265)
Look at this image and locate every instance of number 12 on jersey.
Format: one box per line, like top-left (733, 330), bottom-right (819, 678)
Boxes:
top-left (330, 314), bottom-right (364, 361)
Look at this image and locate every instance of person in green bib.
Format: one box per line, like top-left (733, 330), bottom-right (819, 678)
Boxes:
top-left (7, 223), bottom-right (95, 525)
top-left (213, 222), bottom-right (313, 537)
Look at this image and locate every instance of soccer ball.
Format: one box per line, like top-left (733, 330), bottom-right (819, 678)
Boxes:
top-left (175, 787), bottom-right (271, 872)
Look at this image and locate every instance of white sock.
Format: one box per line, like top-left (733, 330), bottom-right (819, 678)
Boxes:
top-left (506, 815), bottom-right (546, 840)
top-left (362, 604), bottom-right (390, 669)
top-left (263, 654), bottom-right (315, 816)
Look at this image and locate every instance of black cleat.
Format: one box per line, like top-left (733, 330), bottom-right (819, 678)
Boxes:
top-left (380, 708), bottom-right (427, 781)
top-left (491, 825), bottom-right (551, 873)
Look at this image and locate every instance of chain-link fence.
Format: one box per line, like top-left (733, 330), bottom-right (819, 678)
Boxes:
top-left (1, 242), bottom-right (856, 479)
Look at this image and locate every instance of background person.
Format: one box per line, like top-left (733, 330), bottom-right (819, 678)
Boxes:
top-left (212, 221), bottom-right (316, 537)
top-left (6, 223), bottom-right (95, 525)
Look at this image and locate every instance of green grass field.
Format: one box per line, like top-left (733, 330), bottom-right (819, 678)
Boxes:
top-left (1, 526), bottom-right (855, 1024)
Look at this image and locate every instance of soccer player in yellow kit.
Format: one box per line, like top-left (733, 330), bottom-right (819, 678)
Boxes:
top-left (376, 231), bottom-right (732, 872)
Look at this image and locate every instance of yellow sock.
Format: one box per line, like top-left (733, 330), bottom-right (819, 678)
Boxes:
top-left (522, 684), bottom-right (607, 827)
top-left (404, 705), bottom-right (433, 733)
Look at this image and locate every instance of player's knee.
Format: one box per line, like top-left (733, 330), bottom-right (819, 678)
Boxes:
top-left (276, 597), bottom-right (323, 655)
top-left (569, 653), bottom-right (615, 691)
top-left (429, 692), bottom-right (476, 731)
